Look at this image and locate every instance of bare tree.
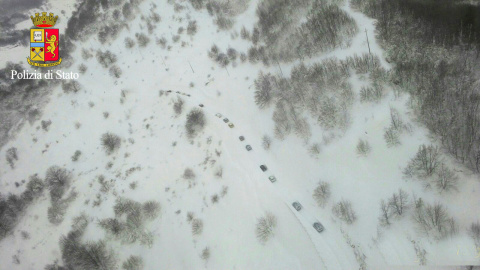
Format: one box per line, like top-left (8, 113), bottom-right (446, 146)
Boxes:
top-left (313, 181), bottom-right (331, 207)
top-left (388, 189), bottom-right (409, 217)
top-left (468, 222), bottom-right (480, 246)
top-left (332, 200), bottom-right (357, 224)
top-left (434, 164), bottom-right (458, 192)
top-left (378, 199), bottom-right (391, 226)
top-left (404, 145), bottom-right (441, 178)
top-left (254, 73), bottom-right (275, 109)
top-left (256, 212), bottom-right (277, 244)
top-left (413, 201), bottom-right (457, 239)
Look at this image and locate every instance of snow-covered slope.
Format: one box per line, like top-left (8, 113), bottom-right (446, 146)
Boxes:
top-left (1, 0), bottom-right (479, 269)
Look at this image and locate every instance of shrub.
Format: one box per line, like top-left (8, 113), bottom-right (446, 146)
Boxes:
top-left (135, 33), bottom-right (150, 48)
top-left (122, 256), bottom-right (143, 270)
top-left (192, 218), bottom-right (203, 235)
top-left (384, 127), bottom-right (400, 147)
top-left (71, 150), bottom-right (82, 162)
top-left (468, 222), bottom-right (480, 246)
top-left (183, 168), bottom-right (195, 180)
top-left (48, 202), bottom-right (68, 225)
top-left (227, 47), bottom-right (238, 61)
top-left (332, 200), bottom-right (357, 224)
top-left (256, 212), bottom-right (277, 244)
top-left (46, 166), bottom-right (71, 202)
top-left (60, 234), bottom-right (117, 270)
top-left (240, 26), bottom-right (250, 39)
top-left (109, 65), bottom-right (122, 78)
top-left (142, 201), bottom-right (160, 220)
top-left (42, 120), bottom-right (52, 131)
top-left (6, 147), bottom-right (18, 169)
top-left (185, 109), bottom-right (206, 138)
top-left (96, 50), bottom-right (117, 68)
top-left (313, 181), bottom-right (331, 207)
top-left (26, 175), bottom-right (45, 196)
top-left (173, 97), bottom-right (184, 115)
top-left (187, 21), bottom-right (198, 35)
top-left (254, 73), bottom-right (274, 109)
top-left (62, 80), bottom-right (82, 93)
top-left (201, 247), bottom-right (210, 261)
top-left (262, 135), bottom-right (272, 150)
top-left (101, 133), bottom-right (122, 155)
top-left (356, 139), bottom-right (371, 156)
top-left (78, 63), bottom-right (87, 74)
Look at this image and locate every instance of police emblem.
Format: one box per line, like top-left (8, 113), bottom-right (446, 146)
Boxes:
top-left (27, 12), bottom-right (62, 67)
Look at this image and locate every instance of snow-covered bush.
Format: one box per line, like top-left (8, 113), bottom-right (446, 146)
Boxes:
top-left (332, 200), bottom-right (357, 224)
top-left (255, 212), bottom-right (277, 244)
top-left (254, 72), bottom-right (275, 109)
top-left (26, 175), bottom-right (45, 196)
top-left (6, 147), bottom-right (18, 169)
top-left (313, 181), bottom-right (331, 207)
top-left (240, 26), bottom-right (250, 39)
top-left (356, 139), bottom-right (371, 156)
top-left (101, 133), bottom-right (122, 155)
top-left (96, 50), bottom-right (117, 68)
top-left (122, 256), bottom-right (144, 270)
top-left (46, 166), bottom-right (71, 202)
top-left (185, 109), bottom-right (206, 138)
top-left (142, 201), bottom-right (160, 220)
top-left (384, 127), bottom-right (400, 147)
top-left (468, 222), bottom-right (480, 246)
top-left (71, 150), bottom-right (82, 162)
top-left (262, 135), bottom-right (272, 150)
top-left (187, 21), bottom-right (198, 35)
top-left (173, 97), bottom-right (184, 115)
top-left (60, 231), bottom-right (117, 270)
top-left (125, 37), bottom-right (135, 48)
top-left (109, 65), bottom-right (122, 79)
top-left (201, 247), bottom-right (210, 261)
top-left (62, 80), bottom-right (82, 93)
top-left (192, 218), bottom-right (203, 235)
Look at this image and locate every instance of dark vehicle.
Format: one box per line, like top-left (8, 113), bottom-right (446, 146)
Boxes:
top-left (246, 145), bottom-right (252, 151)
top-left (292, 201), bottom-right (302, 211)
top-left (239, 136), bottom-right (245, 141)
top-left (223, 118), bottom-right (229, 123)
top-left (260, 165), bottom-right (267, 172)
top-left (199, 104), bottom-right (204, 107)
top-left (167, 90), bottom-right (172, 93)
top-left (313, 222), bottom-right (324, 233)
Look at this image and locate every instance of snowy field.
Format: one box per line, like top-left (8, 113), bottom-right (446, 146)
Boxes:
top-left (0, 0), bottom-right (479, 269)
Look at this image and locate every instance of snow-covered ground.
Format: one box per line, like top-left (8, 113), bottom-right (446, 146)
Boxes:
top-left (1, 0), bottom-right (479, 269)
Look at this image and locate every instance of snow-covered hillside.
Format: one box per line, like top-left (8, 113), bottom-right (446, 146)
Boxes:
top-left (1, 0), bottom-right (479, 269)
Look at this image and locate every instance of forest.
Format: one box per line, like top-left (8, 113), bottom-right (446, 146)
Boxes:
top-left (351, 0), bottom-right (480, 172)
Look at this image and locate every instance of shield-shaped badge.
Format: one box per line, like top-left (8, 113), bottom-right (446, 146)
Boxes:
top-left (28, 12), bottom-right (61, 67)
